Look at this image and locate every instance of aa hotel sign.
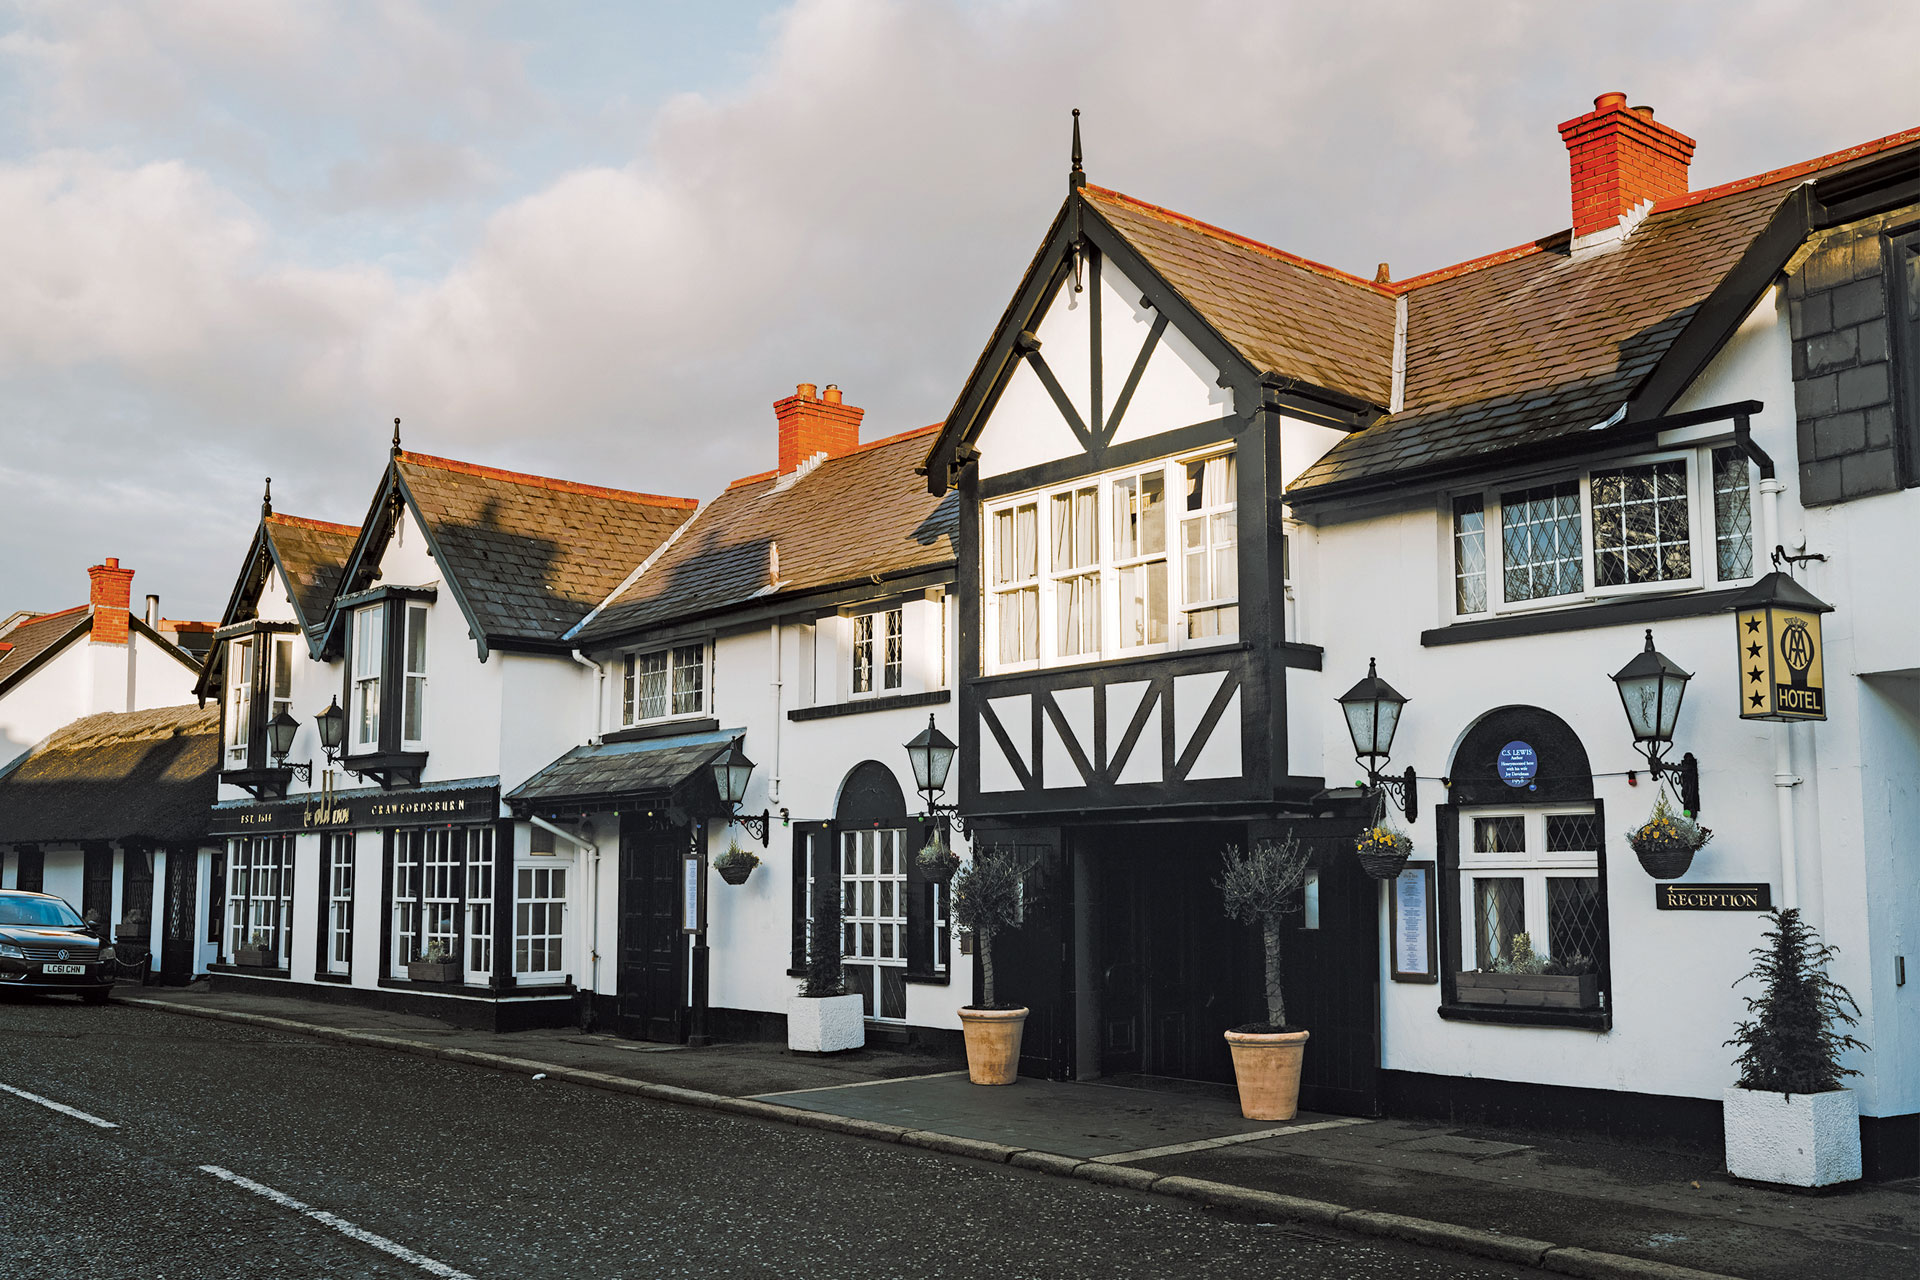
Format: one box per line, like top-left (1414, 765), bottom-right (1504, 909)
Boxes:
top-left (1734, 571), bottom-right (1833, 723)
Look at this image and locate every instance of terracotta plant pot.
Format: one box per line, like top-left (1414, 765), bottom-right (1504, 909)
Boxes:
top-left (1224, 1027), bottom-right (1310, 1121)
top-left (957, 1006), bottom-right (1028, 1085)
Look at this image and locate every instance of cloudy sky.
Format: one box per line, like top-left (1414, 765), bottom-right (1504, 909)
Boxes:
top-left (2, 0), bottom-right (1916, 619)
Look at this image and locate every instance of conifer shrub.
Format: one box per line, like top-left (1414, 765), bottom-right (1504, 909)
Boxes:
top-left (1727, 907), bottom-right (1868, 1095)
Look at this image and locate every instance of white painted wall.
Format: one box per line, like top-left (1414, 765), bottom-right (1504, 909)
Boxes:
top-left (976, 258), bottom-right (1232, 480)
top-left (1303, 286), bottom-right (1907, 1115)
top-left (0, 620), bottom-right (200, 771)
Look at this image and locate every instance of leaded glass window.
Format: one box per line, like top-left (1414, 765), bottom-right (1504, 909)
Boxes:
top-left (1500, 481), bottom-right (1583, 601)
top-left (1712, 447), bottom-right (1754, 581)
top-left (1457, 809), bottom-right (1607, 1009)
top-left (1453, 495), bottom-right (1487, 614)
top-left (1591, 460), bottom-right (1691, 587)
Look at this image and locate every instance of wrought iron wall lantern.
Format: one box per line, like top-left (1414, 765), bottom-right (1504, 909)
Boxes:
top-left (265, 709), bottom-right (312, 784)
top-left (904, 713), bottom-right (969, 837)
top-left (1610, 629), bottom-right (1700, 814)
top-left (1336, 658), bottom-right (1416, 820)
top-left (710, 738), bottom-right (777, 846)
top-left (311, 696), bottom-right (369, 782)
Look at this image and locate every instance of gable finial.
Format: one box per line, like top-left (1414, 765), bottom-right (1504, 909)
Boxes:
top-left (1069, 107), bottom-right (1085, 190)
top-left (261, 477), bottom-right (272, 519)
top-left (391, 416), bottom-right (402, 457)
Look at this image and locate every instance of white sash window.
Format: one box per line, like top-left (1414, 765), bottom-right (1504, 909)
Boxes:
top-left (352, 605), bottom-right (382, 750)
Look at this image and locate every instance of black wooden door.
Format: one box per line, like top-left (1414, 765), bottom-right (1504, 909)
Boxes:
top-left (1269, 816), bottom-right (1380, 1116)
top-left (616, 819), bottom-right (689, 1044)
top-left (975, 827), bottom-right (1070, 1080)
top-left (1089, 823), bottom-right (1251, 1085)
top-left (159, 847), bottom-right (196, 985)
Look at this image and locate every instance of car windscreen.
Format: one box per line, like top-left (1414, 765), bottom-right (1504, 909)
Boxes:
top-left (0, 898), bottom-right (86, 928)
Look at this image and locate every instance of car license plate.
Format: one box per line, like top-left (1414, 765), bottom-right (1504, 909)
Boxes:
top-left (41, 963), bottom-right (86, 976)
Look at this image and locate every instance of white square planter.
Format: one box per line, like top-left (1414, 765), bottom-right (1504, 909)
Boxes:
top-left (788, 992), bottom-right (865, 1054)
top-left (1723, 1086), bottom-right (1862, 1187)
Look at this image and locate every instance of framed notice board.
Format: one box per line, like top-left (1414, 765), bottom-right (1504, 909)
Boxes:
top-left (1391, 861), bottom-right (1439, 983)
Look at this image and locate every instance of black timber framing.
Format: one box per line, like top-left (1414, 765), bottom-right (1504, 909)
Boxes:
top-left (931, 195), bottom-right (1367, 818)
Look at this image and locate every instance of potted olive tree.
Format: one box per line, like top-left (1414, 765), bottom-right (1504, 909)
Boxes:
top-left (788, 854), bottom-right (864, 1054)
top-left (1724, 907), bottom-right (1869, 1187)
top-left (1218, 836), bottom-right (1311, 1121)
top-left (950, 846), bottom-right (1030, 1085)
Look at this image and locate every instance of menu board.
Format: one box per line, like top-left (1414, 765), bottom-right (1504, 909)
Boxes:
top-left (683, 855), bottom-right (703, 934)
top-left (1391, 861), bottom-right (1437, 983)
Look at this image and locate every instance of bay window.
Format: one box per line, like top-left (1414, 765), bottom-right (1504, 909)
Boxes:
top-left (225, 638), bottom-right (253, 767)
top-left (991, 502), bottom-right (1039, 665)
top-left (1450, 445), bottom-right (1757, 619)
top-left (351, 605), bottom-right (382, 750)
top-left (1181, 454), bottom-right (1238, 639)
top-left (324, 834), bottom-right (353, 976)
top-left (985, 448), bottom-right (1235, 671)
top-left (225, 836), bottom-right (292, 968)
top-left (401, 603), bottom-right (428, 749)
top-left (1112, 468), bottom-right (1168, 649)
top-left (223, 629), bottom-right (298, 775)
top-left (621, 643), bottom-right (708, 724)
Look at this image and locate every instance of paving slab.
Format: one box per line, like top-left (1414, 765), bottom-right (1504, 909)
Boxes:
top-left (752, 1069), bottom-right (1362, 1159)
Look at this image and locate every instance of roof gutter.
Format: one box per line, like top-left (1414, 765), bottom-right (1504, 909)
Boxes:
top-left (1288, 399), bottom-right (1764, 509)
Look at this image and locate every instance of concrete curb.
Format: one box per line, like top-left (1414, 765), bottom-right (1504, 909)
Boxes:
top-left (119, 997), bottom-right (1743, 1280)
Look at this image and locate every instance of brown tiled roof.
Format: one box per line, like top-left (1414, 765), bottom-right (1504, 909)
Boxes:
top-left (0, 607), bottom-right (91, 694)
top-left (1289, 130), bottom-right (1920, 497)
top-left (0, 704), bottom-right (218, 845)
top-left (1084, 186), bottom-right (1397, 407)
top-left (264, 513), bottom-right (357, 635)
top-left (395, 453), bottom-right (698, 644)
top-left (576, 427), bottom-right (956, 643)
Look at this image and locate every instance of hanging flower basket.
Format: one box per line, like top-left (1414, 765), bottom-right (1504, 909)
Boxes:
top-left (714, 841), bottom-right (760, 886)
top-left (1627, 788), bottom-right (1712, 879)
top-left (1355, 825), bottom-right (1413, 880)
top-left (916, 834), bottom-right (962, 885)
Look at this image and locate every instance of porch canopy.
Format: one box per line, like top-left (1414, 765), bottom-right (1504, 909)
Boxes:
top-left (506, 728), bottom-right (737, 821)
top-left (0, 704), bottom-right (218, 847)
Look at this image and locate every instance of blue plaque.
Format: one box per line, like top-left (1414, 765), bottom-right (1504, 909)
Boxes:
top-left (1497, 741), bottom-right (1538, 789)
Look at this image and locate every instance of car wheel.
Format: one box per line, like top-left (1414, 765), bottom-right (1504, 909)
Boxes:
top-left (81, 988), bottom-right (111, 1005)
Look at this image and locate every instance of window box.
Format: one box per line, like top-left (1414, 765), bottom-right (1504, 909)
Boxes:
top-left (1454, 970), bottom-right (1599, 1010)
top-left (406, 958), bottom-right (463, 983)
top-left (232, 947), bottom-right (277, 970)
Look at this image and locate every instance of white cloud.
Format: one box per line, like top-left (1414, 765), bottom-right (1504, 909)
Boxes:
top-left (0, 0), bottom-right (1916, 617)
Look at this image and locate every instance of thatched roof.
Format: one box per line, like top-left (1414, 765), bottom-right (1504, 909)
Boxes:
top-left (0, 704), bottom-right (219, 846)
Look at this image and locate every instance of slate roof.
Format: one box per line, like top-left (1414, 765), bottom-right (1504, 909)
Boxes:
top-left (0, 704), bottom-right (219, 845)
top-left (393, 453), bottom-right (698, 644)
top-left (574, 427), bottom-right (957, 644)
top-left (0, 607), bottom-right (90, 694)
top-left (264, 514), bottom-right (357, 635)
top-left (507, 731), bottom-right (733, 809)
top-left (1084, 186), bottom-right (1398, 407)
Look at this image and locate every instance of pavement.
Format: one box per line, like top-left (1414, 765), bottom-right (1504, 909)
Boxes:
top-left (114, 982), bottom-right (1920, 1280)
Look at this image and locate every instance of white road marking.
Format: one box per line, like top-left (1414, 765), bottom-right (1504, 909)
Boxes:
top-left (1091, 1116), bottom-right (1372, 1164)
top-left (0, 1081), bottom-right (119, 1129)
top-left (754, 1069), bottom-right (968, 1098)
top-left (199, 1165), bottom-right (476, 1279)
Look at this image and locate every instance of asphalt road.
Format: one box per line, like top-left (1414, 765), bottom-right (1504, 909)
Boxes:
top-left (0, 993), bottom-right (1535, 1280)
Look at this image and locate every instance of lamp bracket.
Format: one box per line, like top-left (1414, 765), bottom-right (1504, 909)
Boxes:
top-left (1361, 764), bottom-right (1417, 822)
top-left (1644, 750), bottom-right (1702, 817)
top-left (922, 799), bottom-right (970, 839)
top-left (729, 809), bottom-right (782, 848)
top-left (1771, 545), bottom-right (1826, 571)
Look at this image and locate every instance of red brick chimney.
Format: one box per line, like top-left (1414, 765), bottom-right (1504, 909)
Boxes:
top-left (1558, 92), bottom-right (1696, 240)
top-left (773, 382), bottom-right (864, 475)
top-left (88, 557), bottom-right (134, 645)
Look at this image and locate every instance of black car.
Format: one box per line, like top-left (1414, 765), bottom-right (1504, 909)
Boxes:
top-left (0, 890), bottom-right (116, 1002)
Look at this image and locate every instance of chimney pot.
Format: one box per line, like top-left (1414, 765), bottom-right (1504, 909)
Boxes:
top-left (1558, 91), bottom-right (1695, 240)
top-left (1373, 263), bottom-right (1391, 284)
top-left (773, 383), bottom-right (864, 474)
top-left (145, 594), bottom-right (159, 627)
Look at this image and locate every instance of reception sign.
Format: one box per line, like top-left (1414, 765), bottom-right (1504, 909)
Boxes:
top-left (1656, 882), bottom-right (1773, 911)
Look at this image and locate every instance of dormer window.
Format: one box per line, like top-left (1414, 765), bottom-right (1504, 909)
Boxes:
top-left (223, 629), bottom-right (297, 774)
top-left (335, 587), bottom-right (435, 779)
top-left (351, 605), bottom-right (382, 751)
